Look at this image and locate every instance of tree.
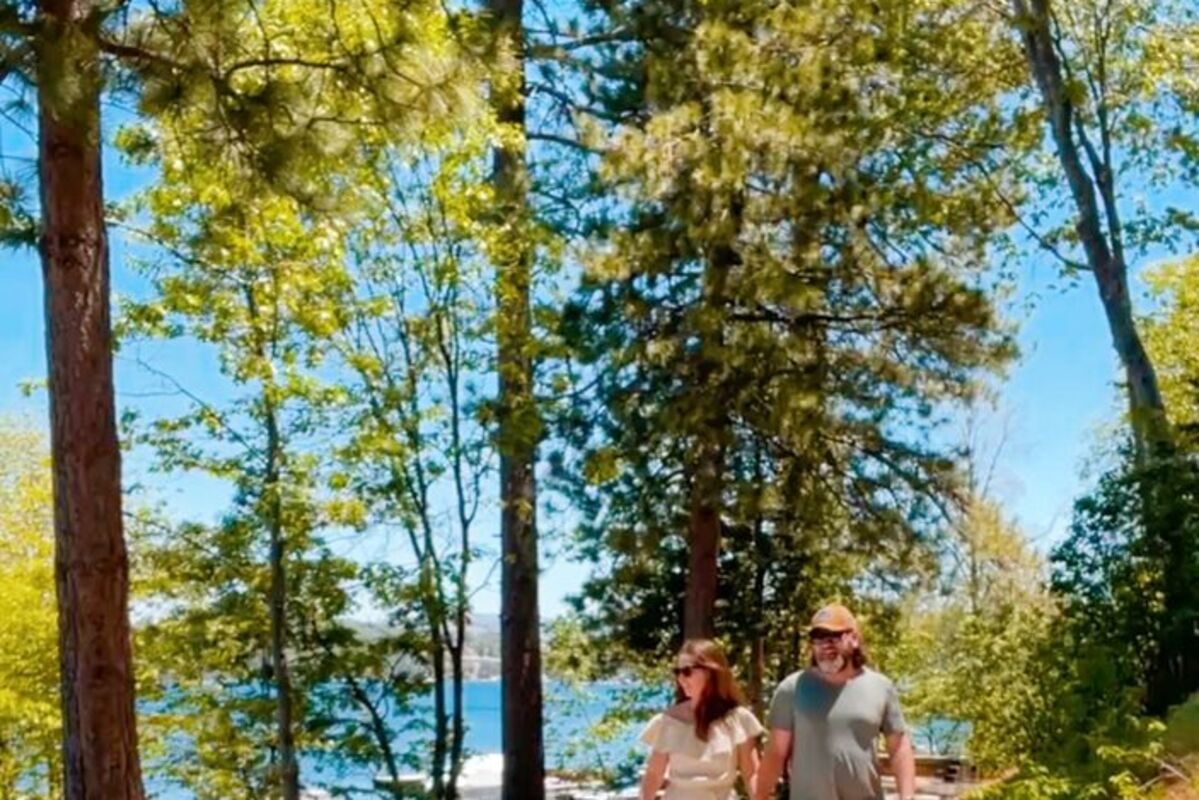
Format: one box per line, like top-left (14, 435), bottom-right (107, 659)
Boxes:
top-left (110, 0), bottom-right (482, 794)
top-left (1140, 257), bottom-right (1199, 708)
top-left (887, 494), bottom-right (1061, 769)
top-left (485, 0), bottom-right (547, 793)
top-left (1144, 256), bottom-right (1199, 431)
top-left (1, 0), bottom-right (470, 790)
top-left (556, 0), bottom-right (1024, 660)
top-left (35, 0), bottom-right (146, 794)
top-left (888, 501), bottom-right (1171, 800)
top-left (1005, 0), bottom-right (1199, 713)
top-left (880, 418), bottom-right (1174, 794)
top-left (1006, 0), bottom-right (1199, 454)
top-left (119, 146), bottom-right (355, 797)
top-left (0, 424), bottom-right (61, 799)
top-left (1051, 439), bottom-right (1199, 717)
top-left (329, 136), bottom-right (496, 798)
top-left (118, 149), bottom-right (464, 799)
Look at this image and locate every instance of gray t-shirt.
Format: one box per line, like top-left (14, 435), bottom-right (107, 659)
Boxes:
top-left (767, 668), bottom-right (906, 800)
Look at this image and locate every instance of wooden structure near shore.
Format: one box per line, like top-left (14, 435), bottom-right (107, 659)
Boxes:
top-left (880, 752), bottom-right (987, 798)
top-left (881, 752), bottom-right (981, 782)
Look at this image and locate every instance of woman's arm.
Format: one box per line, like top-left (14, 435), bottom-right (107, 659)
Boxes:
top-left (639, 750), bottom-right (669, 800)
top-left (738, 739), bottom-right (761, 797)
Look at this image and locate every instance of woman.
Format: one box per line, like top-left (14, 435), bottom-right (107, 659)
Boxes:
top-left (639, 639), bottom-right (762, 800)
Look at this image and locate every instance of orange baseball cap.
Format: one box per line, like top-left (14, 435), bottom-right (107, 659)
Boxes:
top-left (808, 603), bottom-right (858, 633)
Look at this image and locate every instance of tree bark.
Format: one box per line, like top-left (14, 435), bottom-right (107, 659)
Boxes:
top-left (242, 276), bottom-right (301, 800)
top-left (263, 400), bottom-right (300, 800)
top-left (345, 674), bottom-right (403, 799)
top-left (685, 452), bottom-right (722, 639)
top-left (498, 444), bottom-right (544, 800)
top-left (1011, 0), bottom-right (1169, 453)
top-left (38, 2), bottom-right (146, 797)
top-left (683, 205), bottom-right (737, 640)
top-left (488, 0), bottom-right (545, 796)
top-left (448, 633), bottom-right (466, 800)
top-left (448, 346), bottom-right (471, 800)
top-left (429, 605), bottom-right (448, 799)
top-left (748, 455), bottom-right (768, 719)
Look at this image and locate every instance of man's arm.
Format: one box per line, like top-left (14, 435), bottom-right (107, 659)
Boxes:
top-left (753, 727), bottom-right (792, 800)
top-left (886, 731), bottom-right (916, 800)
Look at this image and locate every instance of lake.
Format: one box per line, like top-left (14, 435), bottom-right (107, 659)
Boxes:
top-left (150, 680), bottom-right (659, 798)
top-left (149, 679), bottom-right (964, 798)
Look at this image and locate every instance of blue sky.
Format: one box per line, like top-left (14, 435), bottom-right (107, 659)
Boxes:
top-left (0, 111), bottom-right (1146, 620)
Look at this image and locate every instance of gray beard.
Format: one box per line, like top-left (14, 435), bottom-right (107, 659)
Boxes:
top-left (816, 655), bottom-right (846, 675)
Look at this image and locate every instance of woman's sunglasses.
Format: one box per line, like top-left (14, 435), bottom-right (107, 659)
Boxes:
top-left (672, 665), bottom-right (706, 678)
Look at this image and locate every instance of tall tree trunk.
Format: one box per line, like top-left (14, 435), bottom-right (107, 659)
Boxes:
top-left (447, 326), bottom-right (471, 800)
top-left (685, 450), bottom-right (722, 639)
top-left (748, 450), bottom-right (768, 718)
top-left (429, 611), bottom-right (448, 799)
top-left (244, 279), bottom-right (300, 800)
top-left (448, 636), bottom-right (466, 800)
top-left (787, 622), bottom-right (800, 682)
top-left (263, 403), bottom-right (300, 800)
top-left (448, 480), bottom-right (469, 800)
top-left (488, 0), bottom-right (545, 794)
top-left (749, 631), bottom-right (766, 717)
top-left (38, 3), bottom-right (145, 797)
top-left (683, 205), bottom-right (737, 640)
top-left (398, 322), bottom-right (453, 800)
top-left (497, 422), bottom-right (544, 800)
top-left (1010, 0), bottom-right (1169, 454)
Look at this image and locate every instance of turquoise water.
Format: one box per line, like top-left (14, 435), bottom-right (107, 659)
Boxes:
top-left (148, 680), bottom-right (963, 797)
top-left (150, 680), bottom-right (657, 798)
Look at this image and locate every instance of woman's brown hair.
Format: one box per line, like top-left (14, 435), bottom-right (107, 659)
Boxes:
top-left (673, 639), bottom-right (746, 741)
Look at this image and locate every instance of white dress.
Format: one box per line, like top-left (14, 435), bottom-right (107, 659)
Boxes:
top-left (640, 706), bottom-right (763, 800)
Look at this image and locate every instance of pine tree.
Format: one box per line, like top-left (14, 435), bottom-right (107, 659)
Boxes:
top-left (558, 0), bottom-right (1027, 655)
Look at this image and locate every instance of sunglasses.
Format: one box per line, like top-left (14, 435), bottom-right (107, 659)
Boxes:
top-left (672, 665), bottom-right (707, 678)
top-left (808, 629), bottom-right (846, 643)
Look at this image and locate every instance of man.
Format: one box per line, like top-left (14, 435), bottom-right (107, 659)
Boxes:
top-left (753, 603), bottom-right (917, 800)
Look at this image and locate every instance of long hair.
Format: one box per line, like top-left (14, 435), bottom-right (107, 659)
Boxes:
top-left (672, 639), bottom-right (746, 741)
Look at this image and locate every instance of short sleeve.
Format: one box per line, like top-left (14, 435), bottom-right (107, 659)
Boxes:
top-left (767, 673), bottom-right (798, 731)
top-left (640, 714), bottom-right (667, 750)
top-left (732, 706), bottom-right (764, 743)
top-left (882, 680), bottom-right (906, 736)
